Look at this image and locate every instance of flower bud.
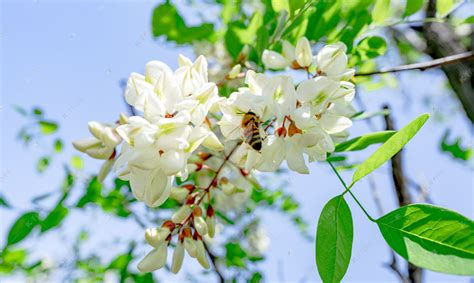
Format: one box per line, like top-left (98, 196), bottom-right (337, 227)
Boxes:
top-left (295, 37), bottom-right (312, 67)
top-left (206, 205), bottom-right (216, 238)
top-left (102, 127), bottom-right (121, 147)
top-left (282, 40), bottom-right (296, 62)
top-left (182, 228), bottom-right (197, 258)
top-left (145, 227), bottom-right (171, 248)
top-left (97, 158), bottom-right (115, 183)
top-left (198, 151), bottom-right (212, 161)
top-left (169, 187), bottom-right (190, 203)
top-left (85, 145), bottom-right (115, 160)
top-left (137, 241), bottom-right (168, 272)
top-left (262, 50), bottom-right (288, 70)
top-left (171, 240), bottom-right (185, 274)
top-left (171, 205), bottom-right (193, 223)
top-left (88, 121), bottom-right (105, 140)
top-left (228, 64), bottom-right (241, 79)
top-left (220, 177), bottom-right (236, 195)
top-left (194, 238), bottom-right (210, 269)
top-left (119, 112), bottom-right (129, 125)
top-left (276, 127), bottom-right (287, 137)
top-left (72, 138), bottom-right (101, 152)
top-left (193, 207), bottom-right (208, 236)
top-left (316, 43), bottom-right (349, 77)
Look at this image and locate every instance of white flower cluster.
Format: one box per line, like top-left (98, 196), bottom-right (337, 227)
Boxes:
top-left (74, 55), bottom-right (224, 207)
top-left (73, 37), bottom-right (356, 275)
top-left (220, 38), bottom-right (356, 174)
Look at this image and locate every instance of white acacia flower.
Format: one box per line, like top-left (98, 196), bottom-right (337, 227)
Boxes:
top-left (111, 56), bottom-right (224, 207)
top-left (137, 241), bottom-right (168, 273)
top-left (262, 50), bottom-right (289, 70)
top-left (262, 37), bottom-right (313, 70)
top-left (295, 37), bottom-right (313, 67)
top-left (73, 121), bottom-right (122, 160)
top-left (314, 43), bottom-right (355, 81)
top-left (247, 225), bottom-right (270, 256)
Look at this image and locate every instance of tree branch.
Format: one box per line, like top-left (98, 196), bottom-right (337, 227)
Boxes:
top-left (355, 51), bottom-right (474, 76)
top-left (383, 105), bottom-right (423, 283)
top-left (203, 241), bottom-right (225, 283)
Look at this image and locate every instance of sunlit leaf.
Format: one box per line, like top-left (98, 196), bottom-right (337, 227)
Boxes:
top-left (404, 0), bottom-right (424, 17)
top-left (355, 36), bottom-right (387, 60)
top-left (225, 242), bottom-right (247, 267)
top-left (372, 0), bottom-right (391, 24)
top-left (151, 2), bottom-right (214, 44)
top-left (316, 195), bottom-right (353, 283)
top-left (0, 195), bottom-right (12, 208)
top-left (7, 212), bottom-right (40, 245)
top-left (352, 114), bottom-right (429, 184)
top-left (437, 0), bottom-right (460, 17)
top-left (440, 130), bottom-right (472, 161)
top-left (39, 120), bottom-right (58, 135)
top-left (377, 204), bottom-right (474, 275)
top-left (32, 108), bottom-right (43, 116)
top-left (40, 204), bottom-right (69, 233)
top-left (335, 131), bottom-right (396, 152)
top-left (71, 155), bottom-right (84, 170)
top-left (271, 0), bottom-right (289, 13)
top-left (462, 15), bottom-right (474, 24)
top-left (54, 139), bottom-right (63, 153)
top-left (36, 156), bottom-right (50, 173)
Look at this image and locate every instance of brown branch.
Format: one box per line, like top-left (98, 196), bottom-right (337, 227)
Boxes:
top-left (355, 51), bottom-right (474, 76)
top-left (368, 176), bottom-right (408, 282)
top-left (383, 105), bottom-right (423, 283)
top-left (203, 241), bottom-right (225, 283)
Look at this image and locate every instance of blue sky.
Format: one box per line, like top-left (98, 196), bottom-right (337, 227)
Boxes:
top-left (1, 0), bottom-right (473, 282)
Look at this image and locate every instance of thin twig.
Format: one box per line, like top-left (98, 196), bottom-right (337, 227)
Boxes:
top-left (203, 241), bottom-right (225, 283)
top-left (356, 51), bottom-right (474, 76)
top-left (368, 176), bottom-right (408, 283)
top-left (383, 105), bottom-right (423, 283)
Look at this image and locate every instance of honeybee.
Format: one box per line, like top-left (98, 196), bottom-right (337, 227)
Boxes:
top-left (241, 111), bottom-right (263, 152)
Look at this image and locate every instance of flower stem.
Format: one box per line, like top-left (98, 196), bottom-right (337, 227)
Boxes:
top-left (327, 160), bottom-right (376, 222)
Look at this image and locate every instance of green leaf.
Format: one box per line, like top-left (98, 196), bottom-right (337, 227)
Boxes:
top-left (316, 195), bottom-right (353, 283)
top-left (372, 0), bottom-right (391, 25)
top-left (76, 177), bottom-right (102, 208)
top-left (355, 36), bottom-right (387, 60)
top-left (39, 120), bottom-right (58, 135)
top-left (352, 114), bottom-right (429, 184)
top-left (3, 249), bottom-right (27, 264)
top-left (54, 139), bottom-right (63, 153)
top-left (403, 0), bottom-right (424, 17)
top-left (32, 107), bottom-right (43, 116)
top-left (225, 242), bottom-right (247, 267)
top-left (36, 156), bottom-right (50, 173)
top-left (335, 131), bottom-right (396, 152)
top-left (437, 0), bottom-right (459, 17)
top-left (462, 15), bottom-right (474, 24)
top-left (225, 12), bottom-right (263, 58)
top-left (440, 130), bottom-right (472, 161)
top-left (0, 195), bottom-right (11, 208)
top-left (271, 0), bottom-right (289, 13)
top-left (71, 155), bottom-right (84, 170)
top-left (151, 3), bottom-right (214, 44)
top-left (7, 212), bottom-right (40, 245)
top-left (377, 204), bottom-right (474, 275)
top-left (40, 204), bottom-right (69, 233)
top-left (249, 272), bottom-right (263, 283)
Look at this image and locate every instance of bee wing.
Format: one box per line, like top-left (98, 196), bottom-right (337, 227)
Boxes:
top-left (242, 123), bottom-right (255, 144)
top-left (224, 124), bottom-right (242, 141)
